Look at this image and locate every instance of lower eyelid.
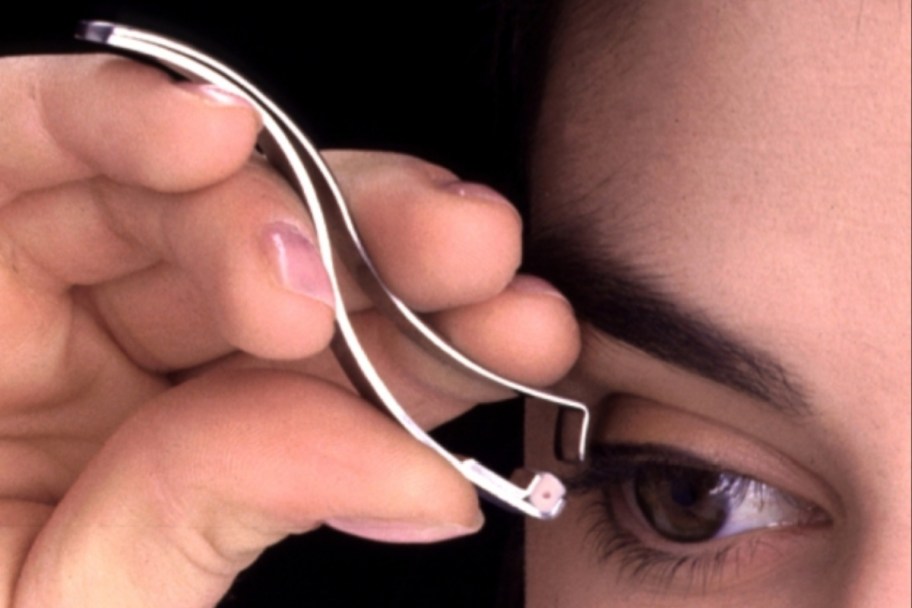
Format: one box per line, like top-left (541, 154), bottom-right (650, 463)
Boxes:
top-left (612, 474), bottom-right (827, 546)
top-left (578, 461), bottom-right (833, 593)
top-left (581, 490), bottom-right (828, 594)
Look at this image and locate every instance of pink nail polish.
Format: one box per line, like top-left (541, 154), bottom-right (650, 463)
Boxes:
top-left (441, 180), bottom-right (513, 206)
top-left (176, 82), bottom-right (253, 108)
top-left (325, 513), bottom-right (484, 544)
top-left (261, 222), bottom-right (334, 308)
top-left (509, 274), bottom-right (570, 303)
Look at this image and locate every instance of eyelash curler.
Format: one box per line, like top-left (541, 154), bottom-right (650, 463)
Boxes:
top-left (76, 20), bottom-right (590, 520)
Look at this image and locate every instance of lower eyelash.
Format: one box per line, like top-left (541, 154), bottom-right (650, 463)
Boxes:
top-left (582, 489), bottom-right (747, 593)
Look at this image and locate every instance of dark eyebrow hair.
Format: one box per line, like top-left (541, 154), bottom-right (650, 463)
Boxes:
top-left (525, 224), bottom-right (812, 416)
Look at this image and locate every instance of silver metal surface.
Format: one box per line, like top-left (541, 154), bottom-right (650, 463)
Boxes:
top-left (76, 20), bottom-right (590, 520)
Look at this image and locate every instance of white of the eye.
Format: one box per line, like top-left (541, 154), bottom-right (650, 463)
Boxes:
top-left (713, 477), bottom-right (813, 537)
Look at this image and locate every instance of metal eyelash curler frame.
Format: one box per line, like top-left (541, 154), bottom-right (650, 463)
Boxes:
top-left (76, 20), bottom-right (589, 520)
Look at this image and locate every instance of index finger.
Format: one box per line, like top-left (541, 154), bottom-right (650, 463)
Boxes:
top-left (0, 54), bottom-right (260, 201)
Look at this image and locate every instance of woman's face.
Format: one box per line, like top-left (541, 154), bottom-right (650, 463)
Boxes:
top-left (524, 1), bottom-right (910, 605)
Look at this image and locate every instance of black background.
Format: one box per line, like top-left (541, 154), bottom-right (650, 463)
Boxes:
top-left (3, 1), bottom-right (525, 193)
top-left (4, 2), bottom-right (531, 607)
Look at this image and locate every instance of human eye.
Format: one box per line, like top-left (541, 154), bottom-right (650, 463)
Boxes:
top-left (569, 442), bottom-right (832, 591)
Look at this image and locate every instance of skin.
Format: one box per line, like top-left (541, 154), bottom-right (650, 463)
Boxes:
top-left (0, 55), bottom-right (581, 606)
top-left (525, 1), bottom-right (910, 606)
top-left (0, 2), bottom-right (907, 605)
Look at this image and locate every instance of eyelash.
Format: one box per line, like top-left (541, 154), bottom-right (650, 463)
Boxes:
top-left (569, 444), bottom-right (830, 591)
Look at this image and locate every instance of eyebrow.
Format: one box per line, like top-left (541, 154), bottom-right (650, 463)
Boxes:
top-left (525, 225), bottom-right (812, 416)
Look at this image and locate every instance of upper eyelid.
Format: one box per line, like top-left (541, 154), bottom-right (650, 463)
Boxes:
top-left (568, 443), bottom-right (754, 495)
top-left (592, 443), bottom-right (733, 470)
top-left (573, 438), bottom-right (843, 533)
top-left (587, 395), bottom-right (846, 520)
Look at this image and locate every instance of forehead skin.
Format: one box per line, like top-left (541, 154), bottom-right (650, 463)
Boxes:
top-left (527, 1), bottom-right (910, 605)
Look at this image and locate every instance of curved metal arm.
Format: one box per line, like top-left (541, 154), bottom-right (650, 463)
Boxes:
top-left (76, 20), bottom-right (589, 520)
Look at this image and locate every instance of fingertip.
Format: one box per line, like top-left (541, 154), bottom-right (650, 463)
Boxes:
top-left (336, 152), bottom-right (524, 311)
top-left (325, 511), bottom-right (484, 544)
top-left (407, 179), bottom-right (524, 309)
top-left (432, 274), bottom-right (582, 387)
top-left (216, 286), bottom-right (336, 360)
top-left (215, 218), bottom-right (336, 359)
top-left (42, 55), bottom-right (260, 192)
top-left (258, 221), bottom-right (335, 310)
top-left (501, 275), bottom-right (582, 385)
top-left (392, 442), bottom-right (484, 526)
top-left (214, 229), bottom-right (336, 358)
top-left (155, 165), bottom-right (336, 361)
top-left (323, 445), bottom-right (484, 544)
top-left (507, 273), bottom-right (573, 303)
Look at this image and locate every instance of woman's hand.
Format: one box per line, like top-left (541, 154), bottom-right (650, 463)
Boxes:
top-left (0, 54), bottom-right (580, 607)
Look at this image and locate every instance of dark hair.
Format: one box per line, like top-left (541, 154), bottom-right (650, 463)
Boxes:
top-left (491, 0), bottom-right (562, 216)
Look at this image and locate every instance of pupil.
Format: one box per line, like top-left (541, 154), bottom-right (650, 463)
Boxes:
top-left (634, 465), bottom-right (729, 543)
top-left (670, 477), bottom-right (699, 507)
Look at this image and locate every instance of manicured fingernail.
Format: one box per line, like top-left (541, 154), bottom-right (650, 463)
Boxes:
top-left (509, 274), bottom-right (570, 303)
top-left (261, 222), bottom-right (334, 308)
top-left (176, 82), bottom-right (253, 108)
top-left (441, 180), bottom-right (512, 206)
top-left (326, 512), bottom-right (484, 544)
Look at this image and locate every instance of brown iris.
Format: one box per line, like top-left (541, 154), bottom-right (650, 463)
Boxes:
top-left (633, 465), bottom-right (730, 543)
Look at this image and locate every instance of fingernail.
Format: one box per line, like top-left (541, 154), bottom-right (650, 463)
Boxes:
top-left (509, 274), bottom-right (570, 303)
top-left (260, 222), bottom-right (334, 308)
top-left (441, 180), bottom-right (512, 206)
top-left (176, 82), bottom-right (253, 108)
top-left (325, 512), bottom-right (484, 544)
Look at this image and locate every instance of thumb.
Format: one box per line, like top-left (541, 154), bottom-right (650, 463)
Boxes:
top-left (14, 369), bottom-right (481, 608)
